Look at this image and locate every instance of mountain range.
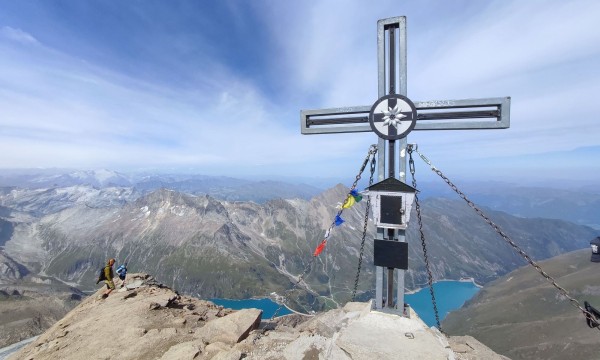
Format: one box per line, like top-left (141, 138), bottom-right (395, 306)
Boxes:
top-left (1, 182), bottom-right (597, 313)
top-left (417, 180), bottom-right (600, 229)
top-left (443, 249), bottom-right (600, 360)
top-left (0, 169), bottom-right (322, 203)
top-left (1, 171), bottom-right (599, 352)
top-left (0, 250), bottom-right (84, 348)
top-left (2, 168), bottom-right (598, 227)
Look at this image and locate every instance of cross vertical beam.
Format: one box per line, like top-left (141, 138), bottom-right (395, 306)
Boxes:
top-left (377, 17), bottom-right (408, 311)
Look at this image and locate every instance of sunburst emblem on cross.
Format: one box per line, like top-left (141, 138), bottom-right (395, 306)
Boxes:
top-left (368, 94), bottom-right (417, 140)
top-left (381, 105), bottom-right (406, 129)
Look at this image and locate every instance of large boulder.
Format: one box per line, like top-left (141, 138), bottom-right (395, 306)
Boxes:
top-left (197, 308), bottom-right (262, 345)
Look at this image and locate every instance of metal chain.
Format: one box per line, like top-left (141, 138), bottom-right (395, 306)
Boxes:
top-left (407, 145), bottom-right (444, 334)
top-left (321, 144), bottom-right (379, 250)
top-left (350, 144), bottom-right (378, 190)
top-left (412, 146), bottom-right (600, 331)
top-left (270, 144), bottom-right (378, 320)
top-left (352, 155), bottom-right (377, 301)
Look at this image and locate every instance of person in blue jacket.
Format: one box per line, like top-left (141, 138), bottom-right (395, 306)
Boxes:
top-left (116, 262), bottom-right (128, 288)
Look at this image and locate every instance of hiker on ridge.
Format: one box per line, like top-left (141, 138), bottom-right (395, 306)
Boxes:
top-left (102, 258), bottom-right (116, 299)
top-left (116, 262), bottom-right (128, 288)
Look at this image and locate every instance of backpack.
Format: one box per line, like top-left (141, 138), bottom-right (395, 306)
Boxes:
top-left (96, 266), bottom-right (107, 284)
top-left (116, 264), bottom-right (127, 277)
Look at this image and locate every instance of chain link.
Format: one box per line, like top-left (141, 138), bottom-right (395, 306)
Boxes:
top-left (352, 156), bottom-right (377, 301)
top-left (412, 146), bottom-right (600, 331)
top-left (270, 144), bottom-right (378, 320)
top-left (407, 144), bottom-right (444, 334)
top-left (351, 144), bottom-right (378, 190)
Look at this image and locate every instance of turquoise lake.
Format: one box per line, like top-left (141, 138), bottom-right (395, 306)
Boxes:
top-left (211, 280), bottom-right (479, 327)
top-left (210, 297), bottom-right (293, 319)
top-left (405, 280), bottom-right (480, 327)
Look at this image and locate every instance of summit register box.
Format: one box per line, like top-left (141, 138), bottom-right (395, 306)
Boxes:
top-left (366, 177), bottom-right (417, 230)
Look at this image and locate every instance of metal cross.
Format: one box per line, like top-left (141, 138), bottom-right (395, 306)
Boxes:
top-left (300, 16), bottom-right (510, 314)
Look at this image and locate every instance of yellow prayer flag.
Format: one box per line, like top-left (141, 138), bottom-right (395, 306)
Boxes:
top-left (342, 195), bottom-right (355, 209)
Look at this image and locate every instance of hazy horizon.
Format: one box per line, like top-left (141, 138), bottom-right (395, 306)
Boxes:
top-left (0, 164), bottom-right (598, 193)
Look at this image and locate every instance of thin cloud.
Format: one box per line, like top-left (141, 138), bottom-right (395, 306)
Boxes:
top-left (0, 26), bottom-right (39, 45)
top-left (414, 0), bottom-right (600, 95)
top-left (0, 27), bottom-right (364, 174)
top-left (0, 0), bottom-right (598, 182)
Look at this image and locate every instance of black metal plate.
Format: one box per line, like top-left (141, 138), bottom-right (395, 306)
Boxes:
top-left (374, 240), bottom-right (408, 269)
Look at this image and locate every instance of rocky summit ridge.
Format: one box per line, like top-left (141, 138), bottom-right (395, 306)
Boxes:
top-left (9, 273), bottom-right (507, 360)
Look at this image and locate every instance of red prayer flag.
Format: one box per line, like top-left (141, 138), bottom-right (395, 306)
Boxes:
top-left (313, 240), bottom-right (327, 257)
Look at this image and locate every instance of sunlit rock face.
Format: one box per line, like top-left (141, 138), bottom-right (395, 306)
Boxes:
top-left (9, 273), bottom-right (506, 360)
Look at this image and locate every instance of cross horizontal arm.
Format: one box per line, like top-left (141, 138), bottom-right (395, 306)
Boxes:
top-left (300, 96), bottom-right (510, 134)
top-left (301, 105), bottom-right (371, 134)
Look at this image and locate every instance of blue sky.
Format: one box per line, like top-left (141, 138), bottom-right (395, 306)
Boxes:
top-left (0, 0), bottom-right (599, 185)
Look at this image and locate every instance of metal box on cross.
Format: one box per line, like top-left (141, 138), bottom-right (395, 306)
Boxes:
top-left (366, 177), bottom-right (416, 230)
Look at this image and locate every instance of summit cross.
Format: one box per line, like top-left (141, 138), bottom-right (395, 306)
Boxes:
top-left (300, 16), bottom-right (510, 313)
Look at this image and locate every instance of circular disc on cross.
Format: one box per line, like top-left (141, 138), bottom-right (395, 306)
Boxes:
top-left (369, 94), bottom-right (417, 140)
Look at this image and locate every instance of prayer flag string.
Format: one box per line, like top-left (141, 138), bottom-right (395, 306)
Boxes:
top-left (312, 188), bottom-right (364, 257)
top-left (311, 144), bottom-right (377, 258)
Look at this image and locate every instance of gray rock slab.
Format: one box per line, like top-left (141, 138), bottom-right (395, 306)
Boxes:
top-left (341, 300), bottom-right (372, 316)
top-left (336, 311), bottom-right (452, 360)
top-left (282, 334), bottom-right (329, 360)
top-left (205, 341), bottom-right (231, 354)
top-left (199, 308), bottom-right (262, 345)
top-left (279, 333), bottom-right (352, 360)
top-left (156, 293), bottom-right (177, 308)
top-left (297, 309), bottom-right (349, 337)
top-left (236, 330), bottom-right (298, 359)
top-left (449, 336), bottom-right (511, 360)
top-left (160, 342), bottom-right (201, 360)
top-left (125, 279), bottom-right (145, 290)
top-left (211, 349), bottom-right (243, 360)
